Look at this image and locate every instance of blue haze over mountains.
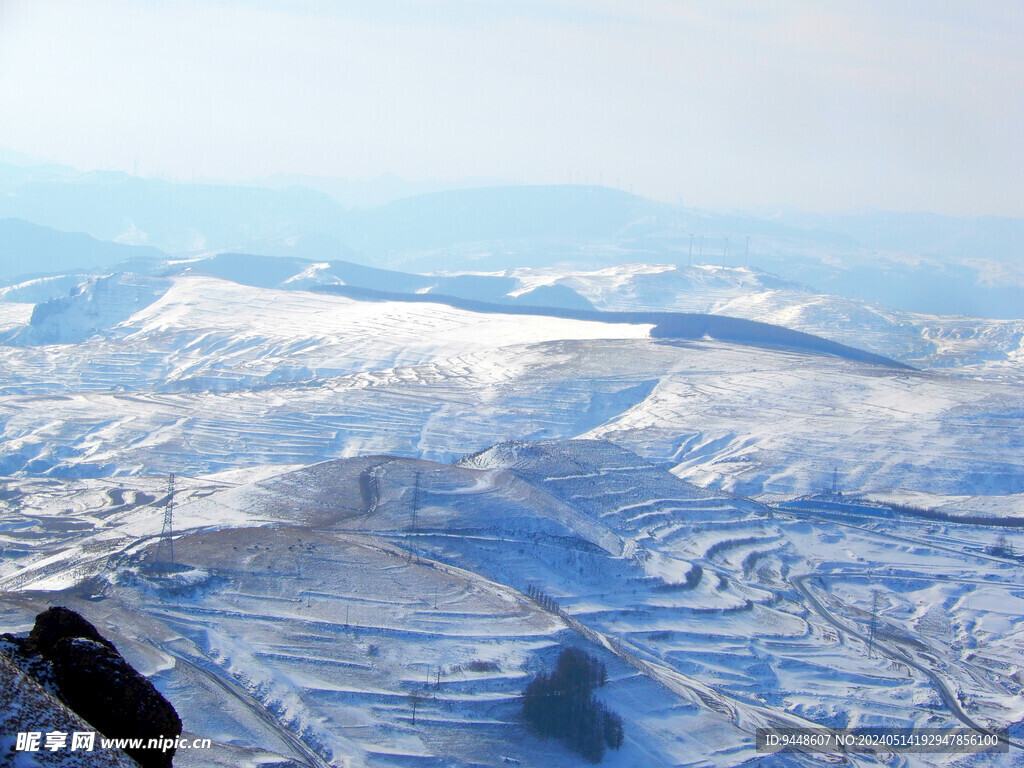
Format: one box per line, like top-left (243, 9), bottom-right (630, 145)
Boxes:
top-left (0, 160), bottom-right (1021, 319)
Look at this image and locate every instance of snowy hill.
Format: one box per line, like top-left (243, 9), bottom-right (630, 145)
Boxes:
top-left (0, 273), bottom-right (1018, 505)
top-left (5, 242), bottom-right (1019, 381)
top-left (0, 274), bottom-right (648, 398)
top-left (178, 252), bottom-right (597, 310)
top-left (3, 440), bottom-right (1024, 766)
top-left (501, 263), bottom-right (1024, 380)
top-left (164, 255), bottom-right (1024, 379)
top-left (5, 273), bottom-right (170, 345)
top-left (1, 245), bottom-right (1024, 766)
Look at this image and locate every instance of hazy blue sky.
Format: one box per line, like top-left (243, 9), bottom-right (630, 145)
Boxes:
top-left (1, 1), bottom-right (1021, 215)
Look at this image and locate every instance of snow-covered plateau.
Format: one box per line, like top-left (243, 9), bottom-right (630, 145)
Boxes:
top-left (1, 261), bottom-right (1023, 767)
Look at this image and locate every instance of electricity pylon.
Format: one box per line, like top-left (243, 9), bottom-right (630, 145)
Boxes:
top-left (154, 474), bottom-right (176, 569)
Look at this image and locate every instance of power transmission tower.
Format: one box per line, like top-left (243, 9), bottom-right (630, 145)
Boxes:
top-left (867, 589), bottom-right (881, 658)
top-left (688, 234), bottom-right (694, 266)
top-left (154, 474), bottom-right (176, 569)
top-left (832, 466), bottom-right (839, 495)
top-left (410, 471), bottom-right (421, 531)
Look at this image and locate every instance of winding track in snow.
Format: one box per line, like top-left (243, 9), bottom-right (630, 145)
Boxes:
top-left (154, 640), bottom-right (335, 768)
top-left (791, 573), bottom-right (1024, 752)
top-left (780, 501), bottom-right (1024, 750)
top-left (775, 504), bottom-right (1023, 568)
top-left (355, 530), bottom-right (860, 763)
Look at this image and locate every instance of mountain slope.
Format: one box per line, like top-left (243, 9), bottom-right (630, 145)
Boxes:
top-left (505, 263), bottom-right (1024, 379)
top-left (0, 218), bottom-right (165, 282)
top-left (2, 169), bottom-right (1022, 316)
top-left (5, 440), bottom-right (1023, 765)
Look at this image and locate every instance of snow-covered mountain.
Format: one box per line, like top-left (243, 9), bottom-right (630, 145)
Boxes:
top-left (0, 270), bottom-right (1019, 501)
top-left (3, 440), bottom-right (1023, 766)
top-left (502, 263), bottom-right (1024, 380)
top-left (2, 167), bottom-right (1022, 317)
top-left (0, 218), bottom-right (165, 282)
top-left (2, 235), bottom-right (1023, 766)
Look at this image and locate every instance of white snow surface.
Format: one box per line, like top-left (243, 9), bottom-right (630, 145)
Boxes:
top-left (5, 442), bottom-right (1024, 766)
top-left (2, 264), bottom-right (1024, 767)
top-left (502, 263), bottom-right (1024, 380)
top-left (1, 332), bottom-right (1019, 501)
top-left (0, 275), bottom-right (650, 396)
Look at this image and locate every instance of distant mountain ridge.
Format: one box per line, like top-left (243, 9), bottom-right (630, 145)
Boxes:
top-left (0, 164), bottom-right (1021, 316)
top-left (2, 242), bottom-right (1020, 378)
top-left (0, 218), bottom-right (165, 283)
top-left (3, 161), bottom-right (1022, 259)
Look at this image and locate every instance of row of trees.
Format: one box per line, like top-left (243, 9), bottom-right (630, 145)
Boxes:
top-left (522, 648), bottom-right (624, 763)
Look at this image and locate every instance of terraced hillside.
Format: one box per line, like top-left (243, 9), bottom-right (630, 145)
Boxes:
top-left (0, 275), bottom-right (1021, 503)
top-left (4, 440), bottom-right (1024, 766)
top-left (1, 262), bottom-right (1023, 767)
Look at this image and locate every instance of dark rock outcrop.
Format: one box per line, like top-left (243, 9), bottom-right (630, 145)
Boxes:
top-left (3, 606), bottom-right (183, 768)
top-left (29, 605), bottom-right (117, 656)
top-left (49, 636), bottom-right (182, 768)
